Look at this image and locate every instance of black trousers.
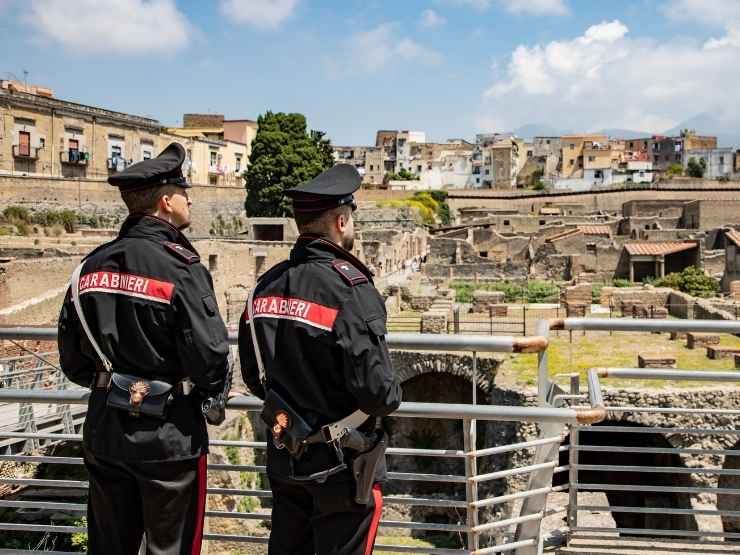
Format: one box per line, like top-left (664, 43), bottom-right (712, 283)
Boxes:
top-left (268, 476), bottom-right (383, 555)
top-left (83, 450), bottom-right (207, 555)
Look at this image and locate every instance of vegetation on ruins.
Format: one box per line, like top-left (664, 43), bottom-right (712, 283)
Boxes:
top-left (244, 112), bottom-right (333, 217)
top-left (209, 214), bottom-right (244, 236)
top-left (386, 168), bottom-right (420, 181)
top-left (666, 163), bottom-right (684, 177)
top-left (450, 280), bottom-right (559, 303)
top-left (686, 156), bottom-right (706, 178)
top-left (380, 191), bottom-right (450, 225)
top-left (0, 206), bottom-right (113, 235)
top-left (652, 265), bottom-right (719, 298)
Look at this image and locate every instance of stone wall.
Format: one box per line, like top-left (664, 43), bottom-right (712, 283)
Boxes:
top-left (599, 285), bottom-right (673, 309)
top-left (0, 175), bottom-right (246, 235)
top-left (667, 291), bottom-right (695, 319)
top-left (694, 299), bottom-right (737, 321)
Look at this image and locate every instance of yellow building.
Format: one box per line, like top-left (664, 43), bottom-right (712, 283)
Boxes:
top-left (560, 134), bottom-right (608, 178)
top-left (0, 82), bottom-right (254, 188)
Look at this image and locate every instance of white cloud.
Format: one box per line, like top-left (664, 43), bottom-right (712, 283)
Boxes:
top-left (420, 9), bottom-right (446, 28)
top-left (219, 0), bottom-right (298, 28)
top-left (443, 0), bottom-right (567, 16)
top-left (479, 19), bottom-right (740, 133)
top-left (506, 0), bottom-right (568, 16)
top-left (26, 0), bottom-right (190, 55)
top-left (661, 0), bottom-right (740, 28)
top-left (326, 22), bottom-right (443, 77)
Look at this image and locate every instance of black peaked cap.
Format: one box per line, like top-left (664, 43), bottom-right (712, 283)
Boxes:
top-left (285, 164), bottom-right (361, 213)
top-left (108, 142), bottom-right (190, 192)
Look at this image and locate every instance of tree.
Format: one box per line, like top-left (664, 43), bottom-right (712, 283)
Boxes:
top-left (686, 157), bottom-right (706, 178)
top-left (244, 112), bottom-right (333, 217)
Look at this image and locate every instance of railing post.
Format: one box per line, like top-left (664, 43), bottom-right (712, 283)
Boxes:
top-left (567, 425), bottom-right (579, 538)
top-left (454, 305), bottom-right (460, 335)
top-left (523, 304), bottom-right (527, 336)
top-left (463, 417), bottom-right (479, 551)
top-left (514, 421), bottom-right (565, 555)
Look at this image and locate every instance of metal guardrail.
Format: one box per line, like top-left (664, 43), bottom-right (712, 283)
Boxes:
top-left (3, 317), bottom-right (740, 552)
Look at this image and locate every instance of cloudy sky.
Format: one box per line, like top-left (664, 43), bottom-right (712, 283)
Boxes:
top-left (1, 0), bottom-right (738, 144)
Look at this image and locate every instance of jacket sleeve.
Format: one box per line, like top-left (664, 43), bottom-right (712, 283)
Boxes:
top-left (172, 266), bottom-right (230, 395)
top-left (238, 307), bottom-right (266, 400)
top-left (334, 287), bottom-right (402, 417)
top-left (57, 287), bottom-right (97, 388)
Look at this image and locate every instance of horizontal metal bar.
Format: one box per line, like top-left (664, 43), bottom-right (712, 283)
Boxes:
top-left (470, 486), bottom-right (553, 509)
top-left (0, 389), bottom-right (584, 423)
top-left (470, 461), bottom-right (555, 484)
top-left (209, 439), bottom-right (266, 449)
top-left (472, 512), bottom-right (542, 533)
top-left (606, 405), bottom-right (740, 416)
top-left (206, 510), bottom-right (271, 520)
top-left (387, 471), bottom-right (467, 483)
top-left (387, 446), bottom-right (466, 458)
top-left (596, 368), bottom-right (740, 381)
top-left (376, 545), bottom-right (469, 554)
top-left (202, 533), bottom-right (268, 543)
top-left (0, 454), bottom-right (83, 464)
top-left (207, 463), bottom-right (265, 473)
top-left (0, 478), bottom-right (87, 488)
top-left (579, 424), bottom-right (740, 435)
top-left (576, 444), bottom-right (740, 457)
top-left (571, 526), bottom-right (740, 540)
top-left (473, 539), bottom-right (535, 554)
top-left (577, 505), bottom-right (740, 517)
top-left (383, 496), bottom-right (467, 508)
top-left (0, 500), bottom-right (86, 511)
top-left (0, 523), bottom-right (85, 533)
top-left (0, 326), bottom-right (541, 354)
top-left (575, 463), bottom-right (740, 476)
top-left (560, 318), bottom-right (740, 334)
top-left (577, 483), bottom-right (740, 495)
top-left (207, 487), bottom-right (272, 497)
top-left (468, 435), bottom-right (561, 458)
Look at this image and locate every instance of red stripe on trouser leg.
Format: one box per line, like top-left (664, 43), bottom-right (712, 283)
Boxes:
top-left (364, 484), bottom-right (383, 555)
top-left (191, 455), bottom-right (207, 555)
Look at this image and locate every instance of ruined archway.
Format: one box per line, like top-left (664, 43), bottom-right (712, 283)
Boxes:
top-left (556, 420), bottom-right (698, 534)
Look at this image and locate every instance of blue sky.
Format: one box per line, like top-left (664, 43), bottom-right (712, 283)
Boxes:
top-left (2, 0), bottom-right (739, 145)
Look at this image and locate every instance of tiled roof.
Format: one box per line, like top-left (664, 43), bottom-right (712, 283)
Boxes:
top-left (577, 225), bottom-right (611, 236)
top-left (624, 241), bottom-right (698, 256)
top-left (726, 229), bottom-right (740, 247)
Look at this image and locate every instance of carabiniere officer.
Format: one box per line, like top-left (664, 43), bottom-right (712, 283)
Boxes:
top-left (239, 164), bottom-right (402, 555)
top-left (57, 143), bottom-right (230, 555)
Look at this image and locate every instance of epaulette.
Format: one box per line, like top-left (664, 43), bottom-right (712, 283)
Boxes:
top-left (331, 260), bottom-right (369, 286)
top-left (163, 241), bottom-right (200, 264)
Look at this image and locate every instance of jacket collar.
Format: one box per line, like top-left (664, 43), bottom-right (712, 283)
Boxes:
top-left (119, 214), bottom-right (198, 254)
top-left (290, 234), bottom-right (374, 281)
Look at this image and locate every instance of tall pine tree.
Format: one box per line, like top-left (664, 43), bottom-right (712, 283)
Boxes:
top-left (245, 112), bottom-right (333, 217)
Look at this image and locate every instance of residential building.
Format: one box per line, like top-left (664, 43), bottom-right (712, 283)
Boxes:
top-left (375, 130), bottom-right (399, 173)
top-left (560, 134), bottom-right (608, 178)
top-left (333, 145), bottom-right (372, 178)
top-left (1, 80), bottom-right (161, 180)
top-left (480, 138), bottom-right (522, 189)
top-left (583, 140), bottom-right (613, 186)
top-left (683, 147), bottom-right (735, 179)
top-left (364, 148), bottom-right (387, 185)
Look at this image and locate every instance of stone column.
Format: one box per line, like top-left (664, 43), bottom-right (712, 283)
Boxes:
top-left (629, 260), bottom-right (635, 283)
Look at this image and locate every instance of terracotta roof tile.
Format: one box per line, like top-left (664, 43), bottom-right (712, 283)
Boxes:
top-left (624, 241), bottom-right (698, 256)
top-left (726, 229), bottom-right (740, 247)
top-left (577, 225), bottom-right (611, 236)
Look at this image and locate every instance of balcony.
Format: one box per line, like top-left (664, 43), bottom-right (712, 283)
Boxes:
top-left (209, 165), bottom-right (224, 175)
top-left (12, 145), bottom-right (41, 160)
top-left (60, 150), bottom-right (89, 165)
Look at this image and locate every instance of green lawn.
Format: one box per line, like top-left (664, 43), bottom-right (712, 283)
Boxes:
top-left (503, 331), bottom-right (740, 388)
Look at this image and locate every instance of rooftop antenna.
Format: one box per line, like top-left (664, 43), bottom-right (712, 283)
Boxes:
top-left (23, 69), bottom-right (28, 89)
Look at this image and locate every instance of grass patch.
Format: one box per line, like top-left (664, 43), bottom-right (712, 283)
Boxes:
top-left (503, 330), bottom-right (740, 388)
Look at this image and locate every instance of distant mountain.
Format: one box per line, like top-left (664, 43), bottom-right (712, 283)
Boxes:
top-left (663, 113), bottom-right (740, 147)
top-left (591, 128), bottom-right (652, 139)
top-left (512, 123), bottom-right (570, 140)
top-left (510, 115), bottom-right (740, 146)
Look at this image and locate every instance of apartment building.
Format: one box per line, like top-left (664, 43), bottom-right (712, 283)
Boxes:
top-left (560, 134), bottom-right (608, 178)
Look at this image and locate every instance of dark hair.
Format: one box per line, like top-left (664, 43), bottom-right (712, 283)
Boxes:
top-left (294, 204), bottom-right (352, 235)
top-left (120, 184), bottom-right (180, 215)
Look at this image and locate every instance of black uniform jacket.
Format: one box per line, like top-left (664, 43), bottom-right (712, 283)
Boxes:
top-left (58, 214), bottom-right (230, 462)
top-left (239, 234), bottom-right (402, 479)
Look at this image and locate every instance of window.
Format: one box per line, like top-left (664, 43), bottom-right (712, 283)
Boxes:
top-left (485, 169), bottom-right (490, 175)
top-left (546, 139), bottom-right (550, 145)
top-left (417, 165), bottom-right (422, 172)
top-left (720, 156), bottom-right (725, 165)
top-left (569, 159), bottom-right (574, 166)
top-left (235, 154), bottom-right (242, 172)
top-left (210, 151), bottom-right (217, 167)
top-left (39, 137), bottom-right (45, 149)
top-left (588, 156), bottom-right (595, 162)
top-left (69, 139), bottom-right (79, 152)
top-left (586, 243), bottom-right (597, 253)
top-left (569, 143), bottom-right (576, 149)
top-left (503, 219), bottom-right (510, 226)
top-left (539, 220), bottom-right (546, 226)
top-left (111, 145), bottom-right (122, 159)
top-left (479, 251), bottom-right (488, 258)
top-left (18, 131), bottom-right (31, 156)
top-left (370, 165), bottom-right (374, 171)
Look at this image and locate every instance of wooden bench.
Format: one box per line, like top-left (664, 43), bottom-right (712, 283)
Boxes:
top-left (706, 346), bottom-right (740, 360)
top-left (735, 354), bottom-right (740, 369)
top-left (669, 331), bottom-right (687, 341)
top-left (686, 333), bottom-right (721, 349)
top-left (638, 354), bottom-right (677, 368)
